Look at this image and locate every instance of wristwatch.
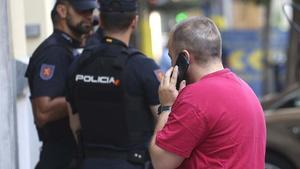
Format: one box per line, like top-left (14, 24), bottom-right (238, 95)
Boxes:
top-left (157, 105), bottom-right (171, 115)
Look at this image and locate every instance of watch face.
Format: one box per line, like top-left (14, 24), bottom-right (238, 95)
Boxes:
top-left (158, 105), bottom-right (171, 115)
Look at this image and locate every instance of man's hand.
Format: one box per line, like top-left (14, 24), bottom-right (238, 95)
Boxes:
top-left (159, 66), bottom-right (186, 106)
top-left (150, 66), bottom-right (186, 169)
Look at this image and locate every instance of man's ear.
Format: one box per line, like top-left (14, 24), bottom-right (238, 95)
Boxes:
top-left (56, 3), bottom-right (67, 19)
top-left (130, 15), bottom-right (139, 30)
top-left (182, 50), bottom-right (191, 64)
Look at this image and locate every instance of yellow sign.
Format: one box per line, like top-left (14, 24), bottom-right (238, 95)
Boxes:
top-left (248, 50), bottom-right (263, 71)
top-left (228, 50), bottom-right (244, 71)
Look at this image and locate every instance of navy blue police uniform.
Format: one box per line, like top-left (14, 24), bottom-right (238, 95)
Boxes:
top-left (85, 28), bottom-right (104, 47)
top-left (25, 30), bottom-right (80, 169)
top-left (67, 36), bottom-right (161, 169)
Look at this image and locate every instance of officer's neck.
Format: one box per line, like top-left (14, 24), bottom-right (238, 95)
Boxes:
top-left (55, 23), bottom-right (82, 42)
top-left (105, 30), bottom-right (131, 46)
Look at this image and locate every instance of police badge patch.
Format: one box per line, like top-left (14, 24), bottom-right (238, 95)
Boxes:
top-left (40, 64), bottom-right (55, 80)
top-left (154, 69), bottom-right (164, 82)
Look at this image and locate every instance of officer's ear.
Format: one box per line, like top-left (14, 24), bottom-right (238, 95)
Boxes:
top-left (99, 14), bottom-right (104, 28)
top-left (130, 15), bottom-right (138, 30)
top-left (56, 3), bottom-right (68, 19)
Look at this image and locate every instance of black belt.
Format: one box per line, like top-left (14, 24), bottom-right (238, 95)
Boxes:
top-left (84, 148), bottom-right (148, 165)
top-left (85, 149), bottom-right (128, 159)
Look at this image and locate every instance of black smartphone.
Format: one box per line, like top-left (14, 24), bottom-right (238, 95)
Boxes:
top-left (175, 52), bottom-right (189, 90)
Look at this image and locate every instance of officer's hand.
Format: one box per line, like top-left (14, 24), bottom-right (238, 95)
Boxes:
top-left (158, 66), bottom-right (186, 106)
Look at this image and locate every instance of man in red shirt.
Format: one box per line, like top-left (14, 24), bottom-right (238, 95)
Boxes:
top-left (149, 16), bottom-right (266, 169)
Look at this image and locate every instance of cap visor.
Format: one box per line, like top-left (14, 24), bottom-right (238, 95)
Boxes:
top-left (71, 2), bottom-right (99, 11)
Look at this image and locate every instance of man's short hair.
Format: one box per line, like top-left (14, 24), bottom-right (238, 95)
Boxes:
top-left (169, 16), bottom-right (222, 64)
top-left (51, 3), bottom-right (61, 26)
top-left (100, 0), bottom-right (137, 13)
top-left (100, 13), bottom-right (136, 32)
top-left (99, 0), bottom-right (137, 32)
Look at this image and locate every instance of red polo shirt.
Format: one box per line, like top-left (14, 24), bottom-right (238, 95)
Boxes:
top-left (156, 69), bottom-right (266, 169)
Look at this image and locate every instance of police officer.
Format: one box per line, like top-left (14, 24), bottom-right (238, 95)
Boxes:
top-left (66, 0), bottom-right (161, 169)
top-left (85, 0), bottom-right (104, 47)
top-left (25, 0), bottom-right (98, 168)
top-left (84, 25), bottom-right (103, 47)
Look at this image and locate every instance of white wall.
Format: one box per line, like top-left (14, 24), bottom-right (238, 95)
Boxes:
top-left (10, 0), bottom-right (56, 169)
top-left (0, 0), bottom-right (18, 168)
top-left (17, 87), bottom-right (41, 169)
top-left (24, 0), bottom-right (54, 56)
top-left (8, 0), bottom-right (27, 61)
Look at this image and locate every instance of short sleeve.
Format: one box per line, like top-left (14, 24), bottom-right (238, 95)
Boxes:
top-left (156, 99), bottom-right (209, 158)
top-left (30, 46), bottom-right (71, 98)
top-left (137, 57), bottom-right (161, 105)
top-left (126, 55), bottom-right (161, 106)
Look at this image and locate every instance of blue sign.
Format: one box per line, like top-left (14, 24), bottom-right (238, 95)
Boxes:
top-left (221, 29), bottom-right (288, 97)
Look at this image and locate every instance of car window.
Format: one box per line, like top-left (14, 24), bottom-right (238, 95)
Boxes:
top-left (279, 94), bottom-right (300, 108)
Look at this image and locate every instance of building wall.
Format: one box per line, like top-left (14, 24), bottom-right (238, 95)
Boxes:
top-left (8, 0), bottom-right (27, 61)
top-left (16, 88), bottom-right (41, 169)
top-left (0, 0), bottom-right (18, 168)
top-left (8, 0), bottom-right (55, 169)
top-left (9, 0), bottom-right (54, 59)
top-left (232, 1), bottom-right (264, 29)
top-left (24, 0), bottom-right (54, 56)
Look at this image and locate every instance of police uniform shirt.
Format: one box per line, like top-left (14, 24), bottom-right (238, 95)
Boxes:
top-left (26, 30), bottom-right (80, 98)
top-left (25, 29), bottom-right (80, 141)
top-left (85, 28), bottom-right (104, 47)
top-left (124, 47), bottom-right (161, 106)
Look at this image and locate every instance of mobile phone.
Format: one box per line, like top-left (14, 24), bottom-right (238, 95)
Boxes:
top-left (175, 52), bottom-right (189, 90)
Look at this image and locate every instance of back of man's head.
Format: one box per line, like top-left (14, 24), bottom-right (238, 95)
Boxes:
top-left (170, 16), bottom-right (222, 64)
top-left (99, 0), bottom-right (138, 33)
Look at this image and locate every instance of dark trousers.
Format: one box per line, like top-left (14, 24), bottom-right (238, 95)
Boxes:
top-left (35, 141), bottom-right (76, 169)
top-left (82, 158), bottom-right (153, 169)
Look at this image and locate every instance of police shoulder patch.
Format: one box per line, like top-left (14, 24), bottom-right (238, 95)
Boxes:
top-left (154, 69), bottom-right (164, 82)
top-left (40, 64), bottom-right (55, 80)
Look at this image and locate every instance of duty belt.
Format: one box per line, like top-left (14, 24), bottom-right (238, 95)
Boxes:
top-left (84, 148), bottom-right (148, 165)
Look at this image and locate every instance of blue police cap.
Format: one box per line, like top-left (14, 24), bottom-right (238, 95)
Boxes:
top-left (66, 0), bottom-right (99, 11)
top-left (99, 0), bottom-right (137, 13)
